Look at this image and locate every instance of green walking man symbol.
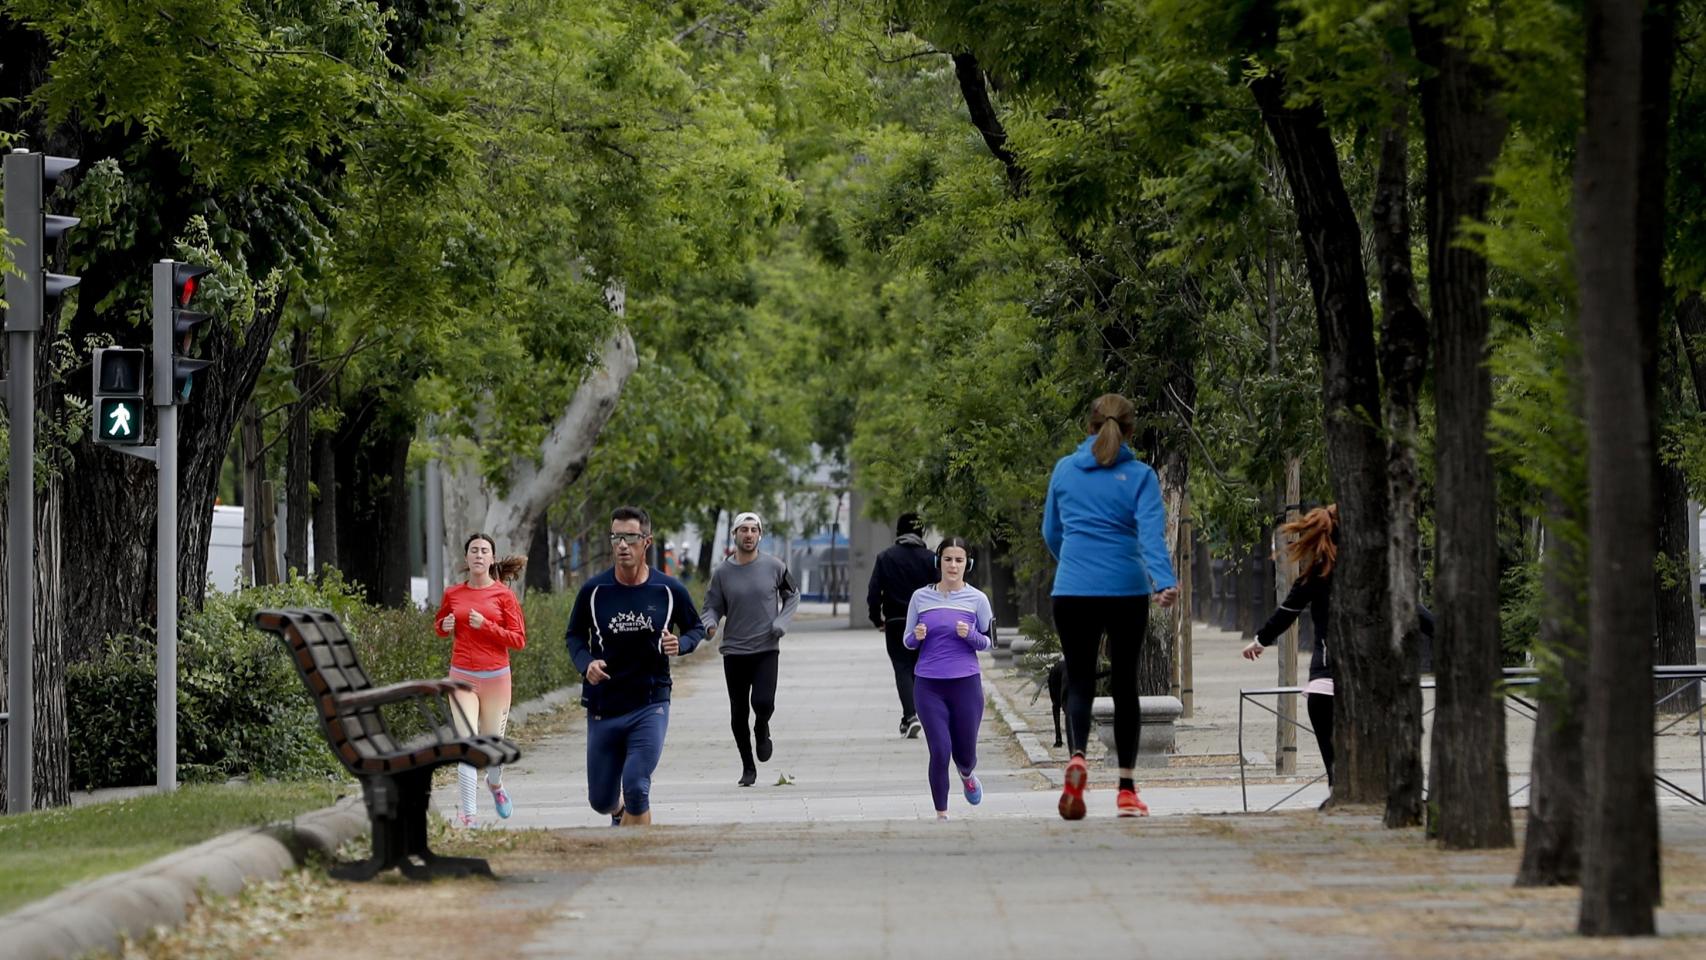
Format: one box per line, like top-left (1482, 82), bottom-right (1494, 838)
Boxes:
top-left (106, 401), bottom-right (133, 437)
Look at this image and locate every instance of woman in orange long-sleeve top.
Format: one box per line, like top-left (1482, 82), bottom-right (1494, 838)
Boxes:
top-left (435, 532), bottom-right (528, 827)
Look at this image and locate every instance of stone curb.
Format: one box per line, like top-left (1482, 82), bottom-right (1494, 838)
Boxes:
top-left (982, 665), bottom-right (1055, 767)
top-left (1, 683), bottom-right (578, 960)
top-left (0, 796), bottom-right (369, 960)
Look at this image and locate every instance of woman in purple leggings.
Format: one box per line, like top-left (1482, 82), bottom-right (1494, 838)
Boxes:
top-left (904, 537), bottom-right (994, 820)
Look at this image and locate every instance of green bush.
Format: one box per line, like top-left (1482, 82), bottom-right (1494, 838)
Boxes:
top-left (68, 572), bottom-right (579, 790)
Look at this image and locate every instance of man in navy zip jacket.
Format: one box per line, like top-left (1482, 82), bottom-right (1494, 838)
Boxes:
top-left (566, 505), bottom-right (705, 826)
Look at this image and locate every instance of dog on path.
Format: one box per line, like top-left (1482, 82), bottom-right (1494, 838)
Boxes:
top-left (1046, 659), bottom-right (1111, 748)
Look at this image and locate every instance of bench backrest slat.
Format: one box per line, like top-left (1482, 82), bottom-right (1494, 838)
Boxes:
top-left (253, 608), bottom-right (400, 775)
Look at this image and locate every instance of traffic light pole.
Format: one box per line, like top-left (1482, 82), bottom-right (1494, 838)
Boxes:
top-left (155, 402), bottom-right (177, 792)
top-left (6, 327), bottom-right (35, 814)
top-left (103, 264), bottom-right (180, 791)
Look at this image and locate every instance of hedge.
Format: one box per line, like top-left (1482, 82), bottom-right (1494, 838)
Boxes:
top-left (69, 572), bottom-right (578, 790)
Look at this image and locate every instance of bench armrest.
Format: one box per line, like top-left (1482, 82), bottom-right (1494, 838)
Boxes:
top-left (337, 679), bottom-right (470, 711)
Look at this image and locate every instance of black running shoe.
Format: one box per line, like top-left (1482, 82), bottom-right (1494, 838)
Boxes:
top-left (756, 729), bottom-right (773, 763)
top-left (738, 766), bottom-right (757, 787)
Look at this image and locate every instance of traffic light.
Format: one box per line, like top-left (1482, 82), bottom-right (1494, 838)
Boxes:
top-left (3, 149), bottom-right (80, 333)
top-left (91, 347), bottom-right (146, 445)
top-left (151, 260), bottom-right (213, 404)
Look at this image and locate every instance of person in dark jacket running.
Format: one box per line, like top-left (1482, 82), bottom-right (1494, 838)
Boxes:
top-left (867, 513), bottom-right (937, 738)
top-left (1043, 393), bottom-right (1178, 820)
top-left (565, 505), bottom-right (705, 826)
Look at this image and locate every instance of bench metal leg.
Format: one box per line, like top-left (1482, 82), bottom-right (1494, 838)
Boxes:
top-left (331, 769), bottom-right (496, 881)
top-left (411, 851), bottom-right (495, 878)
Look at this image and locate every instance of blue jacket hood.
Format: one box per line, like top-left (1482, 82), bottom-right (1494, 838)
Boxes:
top-left (1070, 435), bottom-right (1135, 470)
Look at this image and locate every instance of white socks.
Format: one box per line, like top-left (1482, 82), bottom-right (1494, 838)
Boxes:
top-left (458, 762), bottom-right (479, 818)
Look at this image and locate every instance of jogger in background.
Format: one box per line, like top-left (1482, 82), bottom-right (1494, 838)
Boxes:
top-left (435, 533), bottom-right (528, 828)
top-left (701, 511), bottom-right (800, 786)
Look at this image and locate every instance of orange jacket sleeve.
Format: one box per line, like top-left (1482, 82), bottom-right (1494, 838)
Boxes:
top-left (492, 589), bottom-right (527, 650)
top-left (434, 588), bottom-right (455, 638)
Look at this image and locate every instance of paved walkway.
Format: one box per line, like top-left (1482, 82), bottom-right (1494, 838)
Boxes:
top-left (438, 616), bottom-right (1059, 825)
top-left (392, 617), bottom-right (1706, 959)
top-left (449, 616), bottom-right (1706, 826)
top-left (435, 617), bottom-right (1350, 824)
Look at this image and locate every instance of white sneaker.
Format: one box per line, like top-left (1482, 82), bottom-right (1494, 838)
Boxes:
top-left (906, 718), bottom-right (923, 739)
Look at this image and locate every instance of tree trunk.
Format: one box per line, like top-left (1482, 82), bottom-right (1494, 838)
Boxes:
top-left (526, 519), bottom-right (552, 593)
top-left (697, 509), bottom-right (718, 577)
top-left (1678, 293), bottom-right (1706, 401)
top-left (1251, 69), bottom-right (1395, 807)
top-left (333, 392), bottom-right (416, 607)
top-left (1372, 30), bottom-right (1428, 829)
top-left (442, 327), bottom-right (638, 564)
top-left (312, 428), bottom-right (339, 575)
top-left (1517, 495), bottom-right (1588, 886)
top-left (0, 460), bottom-right (70, 809)
top-left (1665, 296), bottom-right (1706, 716)
top-left (1655, 453), bottom-right (1698, 714)
top-left (1415, 7), bottom-right (1514, 849)
top-left (1575, 0), bottom-right (1666, 935)
top-left (284, 327), bottom-right (312, 576)
top-left (1232, 543), bottom-right (1253, 638)
top-left (240, 401), bottom-right (264, 587)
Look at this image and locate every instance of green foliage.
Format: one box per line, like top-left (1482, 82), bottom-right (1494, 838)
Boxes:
top-left (68, 574), bottom-right (578, 789)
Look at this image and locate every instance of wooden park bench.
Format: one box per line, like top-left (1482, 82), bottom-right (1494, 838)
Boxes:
top-left (253, 608), bottom-right (522, 880)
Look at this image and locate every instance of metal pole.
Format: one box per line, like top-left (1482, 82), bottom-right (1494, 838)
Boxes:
top-left (1178, 495), bottom-right (1194, 718)
top-left (4, 148), bottom-right (43, 815)
top-left (425, 458), bottom-right (444, 607)
top-left (6, 330), bottom-right (36, 813)
top-left (1276, 457), bottom-right (1302, 776)
top-left (156, 402), bottom-right (177, 792)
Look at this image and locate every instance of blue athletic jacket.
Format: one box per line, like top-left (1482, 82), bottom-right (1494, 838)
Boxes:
top-left (1042, 437), bottom-right (1177, 597)
top-left (565, 568), bottom-right (705, 718)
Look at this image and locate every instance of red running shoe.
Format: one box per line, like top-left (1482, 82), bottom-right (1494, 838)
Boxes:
top-left (1059, 755), bottom-right (1088, 820)
top-left (1116, 787), bottom-right (1149, 818)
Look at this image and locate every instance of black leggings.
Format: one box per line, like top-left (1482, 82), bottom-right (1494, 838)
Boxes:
top-left (884, 619), bottom-right (920, 721)
top-left (723, 650), bottom-right (779, 763)
top-left (1054, 594), bottom-right (1149, 769)
top-left (1307, 692), bottom-right (1335, 785)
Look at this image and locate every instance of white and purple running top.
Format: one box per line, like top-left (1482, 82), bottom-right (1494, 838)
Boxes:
top-left (902, 584), bottom-right (994, 679)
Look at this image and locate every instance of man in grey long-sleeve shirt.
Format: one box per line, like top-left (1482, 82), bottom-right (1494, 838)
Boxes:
top-left (701, 511), bottom-right (799, 786)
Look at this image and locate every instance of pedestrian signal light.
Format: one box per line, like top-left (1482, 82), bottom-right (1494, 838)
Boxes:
top-left (91, 347), bottom-right (146, 445)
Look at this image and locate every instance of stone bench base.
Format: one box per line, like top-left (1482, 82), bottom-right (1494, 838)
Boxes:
top-left (1092, 695), bottom-right (1183, 768)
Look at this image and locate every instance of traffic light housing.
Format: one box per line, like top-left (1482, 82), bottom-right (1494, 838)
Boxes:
top-left (3, 150), bottom-right (80, 334)
top-left (91, 347), bottom-right (146, 445)
top-left (152, 260), bottom-right (213, 404)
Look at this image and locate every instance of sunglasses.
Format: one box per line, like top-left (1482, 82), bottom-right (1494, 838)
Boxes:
top-left (608, 532), bottom-right (648, 546)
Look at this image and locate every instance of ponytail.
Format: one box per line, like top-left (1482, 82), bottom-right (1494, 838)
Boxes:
top-left (1086, 393), bottom-right (1137, 466)
top-left (1091, 418), bottom-right (1124, 467)
top-left (493, 554), bottom-right (528, 583)
top-left (1280, 505), bottom-right (1339, 580)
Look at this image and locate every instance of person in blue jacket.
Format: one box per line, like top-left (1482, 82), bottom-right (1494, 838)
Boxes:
top-left (565, 505), bottom-right (706, 826)
top-left (1043, 393), bottom-right (1179, 820)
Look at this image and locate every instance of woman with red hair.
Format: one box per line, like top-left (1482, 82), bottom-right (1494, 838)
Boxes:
top-left (1243, 505), bottom-right (1340, 783)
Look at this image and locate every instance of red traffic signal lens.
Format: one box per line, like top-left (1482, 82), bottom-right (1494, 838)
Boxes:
top-left (179, 274), bottom-right (197, 306)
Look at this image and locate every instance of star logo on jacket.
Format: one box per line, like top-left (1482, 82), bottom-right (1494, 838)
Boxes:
top-left (608, 610), bottom-right (655, 635)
